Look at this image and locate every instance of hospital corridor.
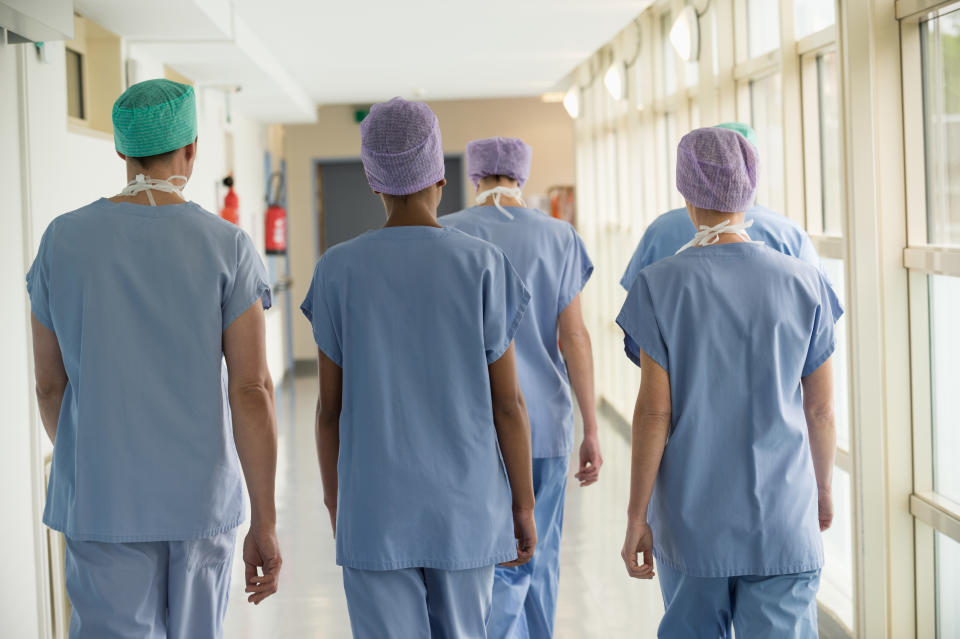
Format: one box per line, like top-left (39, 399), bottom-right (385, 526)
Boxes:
top-left (2, 1), bottom-right (959, 638)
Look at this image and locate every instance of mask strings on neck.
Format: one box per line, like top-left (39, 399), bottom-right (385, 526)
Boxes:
top-left (675, 219), bottom-right (763, 254)
top-left (120, 174), bottom-right (188, 207)
top-left (476, 186), bottom-right (525, 220)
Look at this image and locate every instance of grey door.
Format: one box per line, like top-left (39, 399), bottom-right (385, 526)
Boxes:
top-left (319, 156), bottom-right (463, 252)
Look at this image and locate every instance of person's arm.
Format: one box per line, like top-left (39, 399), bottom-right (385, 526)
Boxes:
top-left (488, 343), bottom-right (537, 567)
top-left (802, 357), bottom-right (836, 532)
top-left (31, 314), bottom-right (67, 444)
top-left (315, 349), bottom-right (342, 537)
top-left (222, 300), bottom-right (282, 605)
top-left (621, 350), bottom-right (671, 580)
top-left (559, 294), bottom-right (603, 487)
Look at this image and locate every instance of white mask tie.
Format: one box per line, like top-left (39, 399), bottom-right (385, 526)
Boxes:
top-left (675, 219), bottom-right (763, 254)
top-left (120, 174), bottom-right (188, 207)
top-left (476, 186), bottom-right (525, 220)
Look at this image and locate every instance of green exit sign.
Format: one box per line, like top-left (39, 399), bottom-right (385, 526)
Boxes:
top-left (354, 109), bottom-right (369, 123)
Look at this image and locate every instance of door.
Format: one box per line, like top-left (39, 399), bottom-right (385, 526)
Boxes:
top-left (317, 156), bottom-right (464, 252)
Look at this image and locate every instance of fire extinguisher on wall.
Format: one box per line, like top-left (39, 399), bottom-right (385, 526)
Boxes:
top-left (265, 171), bottom-right (287, 255)
top-left (220, 176), bottom-right (240, 225)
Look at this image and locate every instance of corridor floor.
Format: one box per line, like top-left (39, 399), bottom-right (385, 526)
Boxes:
top-left (222, 374), bottom-right (663, 638)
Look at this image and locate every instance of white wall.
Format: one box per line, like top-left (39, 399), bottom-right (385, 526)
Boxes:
top-left (0, 36), bottom-right (284, 635)
top-left (0, 44), bottom-right (44, 639)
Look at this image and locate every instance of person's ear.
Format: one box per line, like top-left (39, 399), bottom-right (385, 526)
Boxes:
top-left (437, 178), bottom-right (447, 188)
top-left (184, 138), bottom-right (198, 163)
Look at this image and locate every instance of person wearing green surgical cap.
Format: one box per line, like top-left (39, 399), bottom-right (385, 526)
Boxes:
top-left (620, 121), bottom-right (825, 291)
top-left (26, 78), bottom-right (282, 638)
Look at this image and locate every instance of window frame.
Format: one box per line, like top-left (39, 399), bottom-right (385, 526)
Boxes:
top-left (899, 3), bottom-right (960, 636)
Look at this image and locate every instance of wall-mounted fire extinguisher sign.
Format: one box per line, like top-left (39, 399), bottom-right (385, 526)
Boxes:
top-left (220, 176), bottom-right (240, 225)
top-left (265, 171), bottom-right (287, 255)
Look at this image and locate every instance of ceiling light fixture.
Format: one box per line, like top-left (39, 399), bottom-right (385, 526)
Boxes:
top-left (604, 62), bottom-right (625, 101)
top-left (562, 87), bottom-right (580, 119)
top-left (670, 6), bottom-right (701, 62)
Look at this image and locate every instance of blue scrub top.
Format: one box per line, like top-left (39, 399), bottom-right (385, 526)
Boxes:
top-left (301, 226), bottom-right (531, 571)
top-left (443, 207), bottom-right (593, 458)
top-left (616, 243), bottom-right (842, 577)
top-left (26, 198), bottom-right (271, 542)
top-left (620, 205), bottom-right (822, 291)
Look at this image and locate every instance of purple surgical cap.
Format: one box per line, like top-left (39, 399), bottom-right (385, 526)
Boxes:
top-left (360, 97), bottom-right (445, 196)
top-left (676, 127), bottom-right (759, 213)
top-left (466, 137), bottom-right (533, 188)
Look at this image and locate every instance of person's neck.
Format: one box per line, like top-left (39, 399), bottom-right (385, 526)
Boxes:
top-left (110, 163), bottom-right (188, 206)
top-left (478, 194), bottom-right (523, 208)
top-left (477, 179), bottom-right (522, 208)
top-left (693, 212), bottom-right (748, 244)
top-left (383, 203), bottom-right (441, 228)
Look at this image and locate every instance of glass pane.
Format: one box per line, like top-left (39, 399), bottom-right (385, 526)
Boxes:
top-left (922, 9), bottom-right (960, 245)
top-left (749, 73), bottom-right (786, 214)
top-left (795, 0), bottom-right (835, 40)
top-left (820, 467), bottom-right (854, 631)
top-left (747, 0), bottom-right (780, 58)
top-left (66, 48), bottom-right (84, 120)
top-left (822, 258), bottom-right (850, 450)
top-left (930, 274), bottom-right (960, 504)
top-left (666, 112), bottom-right (679, 208)
top-left (661, 11), bottom-right (677, 96)
top-left (937, 531), bottom-right (960, 638)
top-left (818, 51), bottom-right (843, 235)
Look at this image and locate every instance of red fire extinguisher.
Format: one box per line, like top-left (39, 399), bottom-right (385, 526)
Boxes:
top-left (265, 171), bottom-right (287, 255)
top-left (220, 176), bottom-right (240, 225)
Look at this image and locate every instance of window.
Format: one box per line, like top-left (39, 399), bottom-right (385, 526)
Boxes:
top-left (817, 51), bottom-right (843, 235)
top-left (746, 0), bottom-right (780, 58)
top-left (904, 5), bottom-right (960, 635)
top-left (821, 467), bottom-right (854, 628)
top-left (795, 0), bottom-right (836, 40)
top-left (65, 47), bottom-right (85, 120)
top-left (749, 73), bottom-right (785, 214)
top-left (64, 14), bottom-right (123, 135)
top-left (921, 9), bottom-right (960, 246)
top-left (929, 274), bottom-right (960, 505)
top-left (936, 531), bottom-right (960, 637)
top-left (661, 11), bottom-right (676, 96)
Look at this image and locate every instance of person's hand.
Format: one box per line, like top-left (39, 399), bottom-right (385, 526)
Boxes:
top-left (324, 496), bottom-right (337, 537)
top-left (243, 525), bottom-right (282, 604)
top-left (818, 488), bottom-right (833, 531)
top-left (500, 507), bottom-right (537, 567)
top-left (621, 518), bottom-right (655, 579)
top-left (575, 434), bottom-right (603, 487)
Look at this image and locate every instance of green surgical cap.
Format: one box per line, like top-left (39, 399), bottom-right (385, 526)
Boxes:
top-left (714, 122), bottom-right (759, 150)
top-left (112, 79), bottom-right (197, 157)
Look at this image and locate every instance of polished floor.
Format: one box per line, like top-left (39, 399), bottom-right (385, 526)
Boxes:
top-left (222, 374), bottom-right (663, 638)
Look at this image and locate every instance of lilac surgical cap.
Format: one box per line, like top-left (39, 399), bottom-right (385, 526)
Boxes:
top-left (360, 97), bottom-right (445, 196)
top-left (466, 137), bottom-right (533, 188)
top-left (676, 127), bottom-right (759, 213)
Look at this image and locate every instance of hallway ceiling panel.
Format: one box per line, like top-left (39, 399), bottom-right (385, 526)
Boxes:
top-left (231, 0), bottom-right (653, 103)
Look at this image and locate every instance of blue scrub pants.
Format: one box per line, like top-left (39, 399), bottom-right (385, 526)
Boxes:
top-left (488, 455), bottom-right (569, 639)
top-left (64, 529), bottom-right (236, 639)
top-left (656, 562), bottom-right (821, 639)
top-left (343, 565), bottom-right (494, 638)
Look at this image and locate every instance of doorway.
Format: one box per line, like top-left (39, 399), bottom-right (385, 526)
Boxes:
top-left (314, 156), bottom-right (464, 254)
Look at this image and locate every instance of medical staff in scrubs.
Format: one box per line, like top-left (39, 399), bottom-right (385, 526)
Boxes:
top-left (617, 128), bottom-right (841, 638)
top-left (620, 122), bottom-right (821, 290)
top-left (444, 137), bottom-right (600, 638)
top-left (27, 79), bottom-right (282, 639)
top-left (301, 98), bottom-right (537, 639)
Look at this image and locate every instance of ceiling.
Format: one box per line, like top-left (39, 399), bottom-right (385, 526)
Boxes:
top-left (74, 0), bottom-right (653, 122)
top-left (231, 0), bottom-right (652, 104)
